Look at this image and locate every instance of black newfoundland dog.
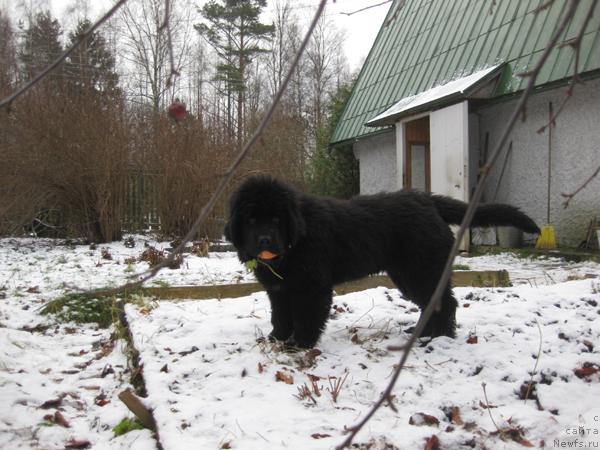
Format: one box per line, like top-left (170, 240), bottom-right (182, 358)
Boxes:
top-left (225, 176), bottom-right (539, 348)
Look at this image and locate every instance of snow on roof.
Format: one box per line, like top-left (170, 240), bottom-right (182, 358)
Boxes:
top-left (366, 64), bottom-right (503, 127)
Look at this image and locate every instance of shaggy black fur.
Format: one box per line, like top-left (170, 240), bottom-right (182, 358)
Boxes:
top-left (225, 176), bottom-right (540, 348)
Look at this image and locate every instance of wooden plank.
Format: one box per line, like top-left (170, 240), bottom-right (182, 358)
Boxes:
top-left (141, 271), bottom-right (510, 301)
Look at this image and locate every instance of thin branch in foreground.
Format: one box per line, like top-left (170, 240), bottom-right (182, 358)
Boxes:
top-left (0, 0), bottom-right (129, 110)
top-left (536, 0), bottom-right (598, 135)
top-left (383, 0), bottom-right (406, 27)
top-left (562, 164), bottom-right (600, 208)
top-left (58, 0), bottom-right (329, 302)
top-left (336, 1), bottom-right (584, 448)
top-left (341, 0), bottom-right (392, 16)
top-left (523, 320), bottom-right (543, 405)
top-left (481, 382), bottom-right (501, 432)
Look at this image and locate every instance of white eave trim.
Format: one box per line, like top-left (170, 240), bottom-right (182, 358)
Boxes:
top-left (366, 64), bottom-right (503, 127)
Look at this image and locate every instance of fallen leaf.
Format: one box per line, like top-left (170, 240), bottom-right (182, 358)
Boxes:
top-left (40, 397), bottom-right (63, 409)
top-left (179, 346), bottom-right (199, 357)
top-left (54, 411), bottom-right (70, 428)
top-left (94, 393), bottom-right (109, 407)
top-left (351, 333), bottom-right (363, 344)
top-left (258, 362), bottom-right (264, 374)
top-left (424, 435), bottom-right (440, 450)
top-left (479, 400), bottom-right (497, 409)
top-left (306, 348), bottom-right (322, 359)
top-left (574, 363), bottom-right (600, 379)
top-left (26, 286), bottom-right (40, 293)
top-left (311, 433), bottom-right (331, 439)
top-left (466, 335), bottom-right (478, 344)
top-left (451, 406), bottom-right (463, 425)
top-left (65, 439), bottom-right (91, 449)
top-left (275, 370), bottom-right (294, 384)
top-left (409, 413), bottom-right (439, 427)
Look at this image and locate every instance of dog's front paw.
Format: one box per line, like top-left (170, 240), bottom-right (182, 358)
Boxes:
top-left (268, 328), bottom-right (293, 343)
top-left (284, 334), bottom-right (316, 349)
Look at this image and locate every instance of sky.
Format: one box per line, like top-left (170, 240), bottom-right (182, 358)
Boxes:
top-left (0, 0), bottom-right (391, 72)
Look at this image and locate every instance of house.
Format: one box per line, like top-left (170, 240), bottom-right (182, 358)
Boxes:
top-left (331, 0), bottom-right (600, 247)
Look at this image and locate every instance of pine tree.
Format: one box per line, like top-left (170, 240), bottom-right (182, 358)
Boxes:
top-left (19, 11), bottom-right (63, 83)
top-left (64, 19), bottom-right (120, 100)
top-left (196, 0), bottom-right (274, 142)
top-left (308, 81), bottom-right (359, 198)
top-left (0, 10), bottom-right (18, 94)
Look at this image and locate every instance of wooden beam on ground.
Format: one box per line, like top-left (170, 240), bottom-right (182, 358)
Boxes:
top-left (141, 270), bottom-right (510, 301)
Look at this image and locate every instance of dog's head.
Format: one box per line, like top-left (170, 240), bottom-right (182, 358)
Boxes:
top-left (224, 176), bottom-right (306, 264)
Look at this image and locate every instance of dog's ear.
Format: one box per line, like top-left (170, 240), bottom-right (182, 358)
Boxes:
top-left (286, 199), bottom-right (306, 247)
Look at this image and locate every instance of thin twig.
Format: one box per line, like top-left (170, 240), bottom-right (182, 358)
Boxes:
top-left (341, 0), bottom-right (392, 16)
top-left (562, 164), bottom-right (600, 208)
top-left (536, 0), bottom-right (597, 134)
top-left (481, 382), bottom-right (501, 432)
top-left (336, 1), bottom-right (584, 448)
top-left (383, 0), bottom-right (406, 26)
top-left (523, 320), bottom-right (543, 405)
top-left (0, 0), bottom-right (129, 109)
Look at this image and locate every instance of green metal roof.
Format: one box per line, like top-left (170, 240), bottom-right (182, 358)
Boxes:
top-left (332, 0), bottom-right (600, 145)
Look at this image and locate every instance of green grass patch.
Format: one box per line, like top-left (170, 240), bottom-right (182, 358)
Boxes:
top-left (40, 289), bottom-right (145, 329)
top-left (113, 417), bottom-right (145, 436)
top-left (40, 293), bottom-right (118, 328)
top-left (452, 264), bottom-right (471, 271)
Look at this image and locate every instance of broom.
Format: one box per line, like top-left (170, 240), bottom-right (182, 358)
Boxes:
top-left (536, 101), bottom-right (557, 249)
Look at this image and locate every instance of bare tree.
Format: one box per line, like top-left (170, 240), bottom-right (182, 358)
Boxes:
top-left (264, 0), bottom-right (298, 99)
top-left (305, 15), bottom-right (349, 139)
top-left (118, 0), bottom-right (194, 114)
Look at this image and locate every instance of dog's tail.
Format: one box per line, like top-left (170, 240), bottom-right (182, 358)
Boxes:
top-left (430, 195), bottom-right (540, 234)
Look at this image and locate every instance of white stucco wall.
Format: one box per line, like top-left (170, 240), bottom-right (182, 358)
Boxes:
top-left (353, 131), bottom-right (397, 194)
top-left (478, 77), bottom-right (600, 247)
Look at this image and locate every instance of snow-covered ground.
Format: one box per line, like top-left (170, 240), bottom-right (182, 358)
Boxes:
top-left (1, 236), bottom-right (599, 449)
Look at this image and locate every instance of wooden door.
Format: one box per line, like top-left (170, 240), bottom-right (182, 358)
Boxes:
top-left (403, 116), bottom-right (431, 192)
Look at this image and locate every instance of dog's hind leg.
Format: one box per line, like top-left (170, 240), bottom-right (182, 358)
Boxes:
top-left (387, 268), bottom-right (457, 338)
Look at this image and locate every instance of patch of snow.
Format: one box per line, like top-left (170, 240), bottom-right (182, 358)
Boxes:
top-left (1, 236), bottom-right (599, 449)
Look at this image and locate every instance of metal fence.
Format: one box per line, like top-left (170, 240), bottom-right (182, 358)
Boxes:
top-left (123, 171), bottom-right (161, 232)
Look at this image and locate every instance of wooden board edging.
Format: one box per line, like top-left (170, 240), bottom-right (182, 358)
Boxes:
top-left (141, 270), bottom-right (510, 301)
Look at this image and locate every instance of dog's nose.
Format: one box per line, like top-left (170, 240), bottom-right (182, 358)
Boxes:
top-left (258, 235), bottom-right (272, 247)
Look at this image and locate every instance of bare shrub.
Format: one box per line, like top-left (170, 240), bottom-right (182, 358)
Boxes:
top-left (146, 114), bottom-right (236, 239)
top-left (1, 84), bottom-right (129, 241)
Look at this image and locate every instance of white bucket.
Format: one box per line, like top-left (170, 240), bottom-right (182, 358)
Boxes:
top-left (497, 226), bottom-right (522, 248)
